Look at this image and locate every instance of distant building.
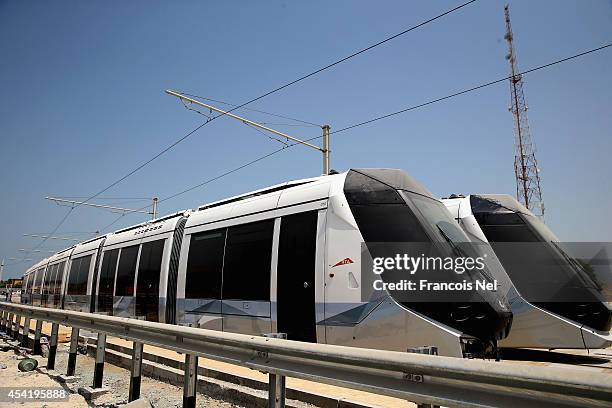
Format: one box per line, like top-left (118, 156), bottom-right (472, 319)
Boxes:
top-left (6, 278), bottom-right (22, 288)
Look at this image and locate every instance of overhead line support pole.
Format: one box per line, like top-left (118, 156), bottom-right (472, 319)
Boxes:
top-left (165, 90), bottom-right (331, 175)
top-left (322, 125), bottom-right (331, 175)
top-left (152, 197), bottom-right (158, 220)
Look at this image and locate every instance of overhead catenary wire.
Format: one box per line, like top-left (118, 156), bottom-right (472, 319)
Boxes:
top-left (328, 42), bottom-right (612, 136)
top-left (47, 41), bottom-right (612, 240)
top-left (6, 207), bottom-right (72, 266)
top-left (28, 207), bottom-right (74, 253)
top-left (21, 121), bottom-right (207, 255)
top-left (19, 1), bottom-right (477, 255)
top-left (145, 42), bottom-right (612, 211)
top-left (100, 213), bottom-right (127, 234)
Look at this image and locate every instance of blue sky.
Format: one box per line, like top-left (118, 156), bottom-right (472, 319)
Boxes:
top-left (1, 0), bottom-right (611, 279)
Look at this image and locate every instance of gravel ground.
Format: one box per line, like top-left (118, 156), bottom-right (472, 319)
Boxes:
top-left (0, 336), bottom-right (245, 408)
top-left (0, 340), bottom-right (88, 407)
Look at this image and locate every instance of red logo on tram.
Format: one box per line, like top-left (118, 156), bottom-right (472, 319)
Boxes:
top-left (332, 258), bottom-right (354, 268)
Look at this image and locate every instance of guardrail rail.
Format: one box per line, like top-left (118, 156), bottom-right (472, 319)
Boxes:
top-left (0, 302), bottom-right (611, 408)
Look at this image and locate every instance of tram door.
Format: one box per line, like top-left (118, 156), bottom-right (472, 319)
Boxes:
top-left (97, 249), bottom-right (119, 314)
top-left (277, 211), bottom-right (318, 342)
top-left (136, 239), bottom-right (165, 322)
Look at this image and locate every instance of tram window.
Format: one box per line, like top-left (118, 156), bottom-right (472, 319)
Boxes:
top-left (344, 171), bottom-right (430, 243)
top-left (67, 261), bottom-right (79, 294)
top-left (185, 229), bottom-right (226, 299)
top-left (33, 268), bottom-right (44, 294)
top-left (475, 213), bottom-right (540, 243)
top-left (23, 274), bottom-right (30, 293)
top-left (54, 262), bottom-right (65, 294)
top-left (98, 249), bottom-right (119, 297)
top-left (67, 256), bottom-right (92, 295)
top-left (349, 204), bottom-right (429, 242)
top-left (115, 245), bottom-right (139, 296)
top-left (43, 264), bottom-right (56, 294)
top-left (76, 256), bottom-right (91, 294)
top-left (25, 274), bottom-right (33, 294)
top-left (222, 220), bottom-right (274, 301)
top-left (50, 264), bottom-right (59, 293)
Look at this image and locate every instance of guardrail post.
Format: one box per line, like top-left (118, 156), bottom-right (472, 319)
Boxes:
top-left (6, 312), bottom-right (12, 334)
top-left (13, 315), bottom-right (21, 341)
top-left (128, 341), bottom-right (143, 402)
top-left (263, 333), bottom-right (287, 408)
top-left (183, 353), bottom-right (198, 408)
top-left (21, 316), bottom-right (31, 346)
top-left (11, 313), bottom-right (18, 337)
top-left (47, 323), bottom-right (59, 370)
top-left (93, 333), bottom-right (106, 389)
top-left (33, 320), bottom-right (43, 355)
top-left (6, 313), bottom-right (13, 336)
top-left (12, 314), bottom-right (21, 340)
top-left (1, 311), bottom-right (7, 334)
top-left (408, 346), bottom-right (440, 408)
top-left (67, 327), bottom-right (79, 376)
top-left (6, 313), bottom-right (11, 336)
top-left (11, 313), bottom-right (17, 338)
top-left (0, 310), bottom-right (5, 331)
top-left (268, 372), bottom-right (286, 408)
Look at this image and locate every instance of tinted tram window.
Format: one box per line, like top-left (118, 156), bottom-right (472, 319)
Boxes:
top-left (67, 261), bottom-right (79, 294)
top-left (54, 262), bottom-right (65, 295)
top-left (474, 213), bottom-right (540, 243)
top-left (185, 229), bottom-right (226, 299)
top-left (76, 256), bottom-right (92, 294)
top-left (115, 245), bottom-right (139, 296)
top-left (33, 269), bottom-right (44, 294)
top-left (43, 264), bottom-right (56, 294)
top-left (136, 239), bottom-right (165, 321)
top-left (350, 204), bottom-right (430, 242)
top-left (23, 274), bottom-right (31, 293)
top-left (51, 264), bottom-right (60, 294)
top-left (67, 256), bottom-right (92, 295)
top-left (344, 170), bottom-right (430, 242)
top-left (222, 220), bottom-right (274, 301)
top-left (97, 249), bottom-right (119, 313)
top-left (26, 274), bottom-right (34, 294)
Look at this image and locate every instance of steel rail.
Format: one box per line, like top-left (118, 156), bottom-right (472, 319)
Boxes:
top-left (1, 302), bottom-right (611, 408)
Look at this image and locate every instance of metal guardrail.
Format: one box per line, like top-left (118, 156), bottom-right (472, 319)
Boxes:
top-left (0, 302), bottom-right (611, 408)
